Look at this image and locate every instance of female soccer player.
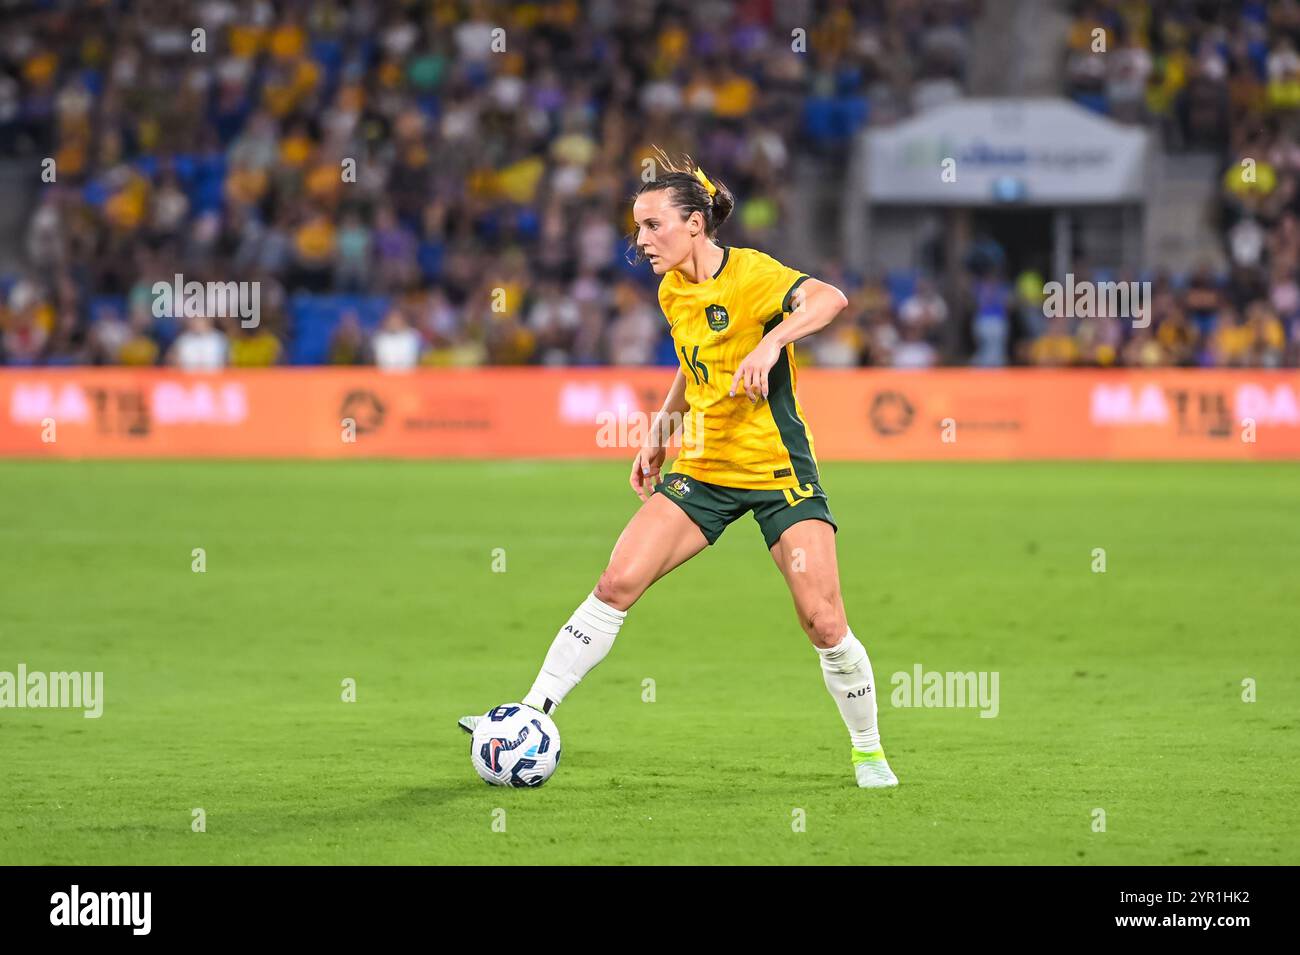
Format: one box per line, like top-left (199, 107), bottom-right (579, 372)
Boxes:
top-left (461, 153), bottom-right (898, 788)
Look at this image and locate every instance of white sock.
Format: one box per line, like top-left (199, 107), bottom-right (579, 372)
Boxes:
top-left (816, 629), bottom-right (881, 752)
top-left (522, 592), bottom-right (627, 714)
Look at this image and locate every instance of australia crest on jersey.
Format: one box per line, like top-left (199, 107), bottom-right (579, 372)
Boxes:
top-left (704, 304), bottom-right (729, 332)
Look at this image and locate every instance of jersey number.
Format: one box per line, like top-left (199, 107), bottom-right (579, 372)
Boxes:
top-left (680, 344), bottom-right (709, 386)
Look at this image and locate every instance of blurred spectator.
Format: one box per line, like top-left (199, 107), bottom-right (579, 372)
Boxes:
top-left (169, 316), bottom-right (228, 370)
top-left (526, 280), bottom-right (581, 365)
top-left (970, 275), bottom-right (1010, 367)
top-left (606, 281), bottom-right (660, 366)
top-left (329, 311), bottom-right (368, 366)
top-left (1013, 269), bottom-right (1047, 341)
top-left (1184, 264), bottom-right (1223, 338)
top-left (2, 283), bottom-right (49, 366)
top-left (372, 309), bottom-right (422, 370)
top-left (899, 279), bottom-right (948, 336)
top-left (230, 323), bottom-right (283, 367)
top-left (1155, 306), bottom-right (1199, 366)
top-left (118, 311), bottom-right (162, 367)
top-left (1121, 326), bottom-right (1168, 367)
top-left (1077, 310), bottom-right (1123, 366)
top-left (808, 313), bottom-right (867, 368)
top-left (1245, 300), bottom-right (1286, 366)
top-left (1030, 316), bottom-right (1080, 367)
top-left (892, 324), bottom-right (938, 369)
top-left (334, 212), bottom-right (373, 292)
top-left (87, 304), bottom-right (132, 365)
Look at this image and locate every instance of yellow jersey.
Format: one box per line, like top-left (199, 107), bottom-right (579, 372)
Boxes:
top-left (658, 245), bottom-right (818, 490)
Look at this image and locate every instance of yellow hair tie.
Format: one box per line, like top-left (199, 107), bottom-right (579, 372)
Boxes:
top-left (693, 166), bottom-right (717, 197)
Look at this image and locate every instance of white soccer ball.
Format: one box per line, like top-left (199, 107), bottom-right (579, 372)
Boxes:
top-left (470, 704), bottom-right (562, 788)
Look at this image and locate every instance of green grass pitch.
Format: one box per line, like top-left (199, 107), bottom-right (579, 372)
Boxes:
top-left (2, 459), bottom-right (1297, 865)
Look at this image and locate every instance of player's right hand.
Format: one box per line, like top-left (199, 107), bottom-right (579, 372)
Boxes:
top-left (630, 445), bottom-right (666, 502)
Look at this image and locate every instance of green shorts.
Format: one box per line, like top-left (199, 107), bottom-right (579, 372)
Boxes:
top-left (653, 472), bottom-right (837, 550)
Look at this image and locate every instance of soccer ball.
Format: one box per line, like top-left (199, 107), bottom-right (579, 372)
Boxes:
top-left (470, 704), bottom-right (562, 788)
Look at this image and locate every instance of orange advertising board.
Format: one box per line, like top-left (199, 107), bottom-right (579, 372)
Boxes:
top-left (1, 368), bottom-right (1298, 460)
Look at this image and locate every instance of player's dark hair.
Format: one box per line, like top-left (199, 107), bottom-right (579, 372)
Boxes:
top-left (629, 147), bottom-right (735, 260)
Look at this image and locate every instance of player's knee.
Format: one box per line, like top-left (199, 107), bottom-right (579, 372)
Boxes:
top-left (594, 566), bottom-right (640, 612)
top-left (804, 601), bottom-right (847, 649)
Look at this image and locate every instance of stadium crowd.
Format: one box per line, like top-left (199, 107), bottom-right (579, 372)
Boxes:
top-left (1060, 0), bottom-right (1300, 367)
top-left (0, 0), bottom-right (1297, 368)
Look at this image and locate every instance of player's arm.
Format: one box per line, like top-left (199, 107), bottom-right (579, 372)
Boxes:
top-left (630, 368), bottom-right (688, 501)
top-left (730, 279), bottom-right (849, 401)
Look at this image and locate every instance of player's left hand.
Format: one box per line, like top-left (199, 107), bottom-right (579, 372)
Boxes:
top-left (730, 340), bottom-right (782, 403)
